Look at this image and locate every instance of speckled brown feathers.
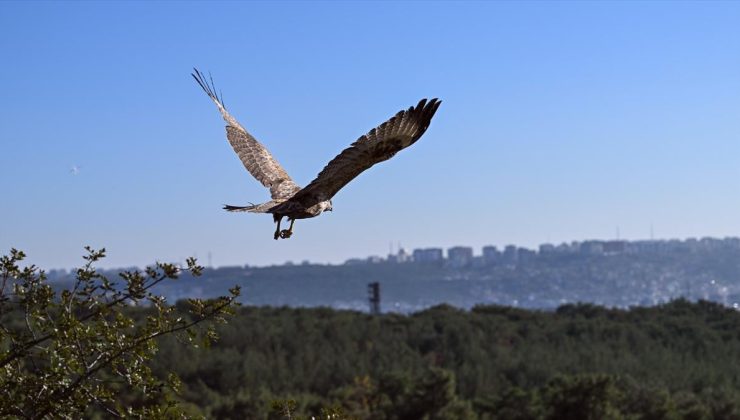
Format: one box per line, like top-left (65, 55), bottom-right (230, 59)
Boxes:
top-left (223, 126), bottom-right (301, 200)
top-left (192, 69), bottom-right (300, 200)
top-left (278, 98), bottom-right (441, 210)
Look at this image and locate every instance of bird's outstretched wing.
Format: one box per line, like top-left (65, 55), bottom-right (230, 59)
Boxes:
top-left (192, 69), bottom-right (301, 200)
top-left (285, 98), bottom-right (441, 209)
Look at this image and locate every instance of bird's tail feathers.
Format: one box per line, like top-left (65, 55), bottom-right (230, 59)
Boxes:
top-left (223, 200), bottom-right (280, 213)
top-left (223, 204), bottom-right (256, 212)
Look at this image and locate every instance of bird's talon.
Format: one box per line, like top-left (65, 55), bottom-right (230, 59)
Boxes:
top-left (279, 230), bottom-right (292, 239)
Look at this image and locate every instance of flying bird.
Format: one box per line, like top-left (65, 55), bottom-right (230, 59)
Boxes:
top-left (192, 69), bottom-right (441, 240)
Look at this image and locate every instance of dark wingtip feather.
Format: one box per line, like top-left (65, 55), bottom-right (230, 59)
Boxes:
top-left (430, 98), bottom-right (442, 116)
top-left (192, 68), bottom-right (208, 93)
top-left (413, 97), bottom-right (442, 123)
top-left (412, 98), bottom-right (442, 116)
top-left (192, 67), bottom-right (224, 105)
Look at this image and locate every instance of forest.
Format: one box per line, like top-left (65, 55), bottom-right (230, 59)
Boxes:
top-left (145, 299), bottom-right (740, 419)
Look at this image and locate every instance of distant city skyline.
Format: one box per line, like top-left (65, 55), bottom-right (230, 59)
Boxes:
top-left (40, 235), bottom-right (740, 271)
top-left (2, 2), bottom-right (739, 269)
top-left (45, 235), bottom-right (740, 313)
top-left (345, 235), bottom-right (740, 268)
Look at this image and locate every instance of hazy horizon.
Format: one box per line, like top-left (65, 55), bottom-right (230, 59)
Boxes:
top-left (2, 1), bottom-right (739, 269)
top-left (30, 234), bottom-right (740, 272)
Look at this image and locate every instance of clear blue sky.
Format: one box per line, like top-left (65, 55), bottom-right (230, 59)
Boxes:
top-left (1, 1), bottom-right (739, 269)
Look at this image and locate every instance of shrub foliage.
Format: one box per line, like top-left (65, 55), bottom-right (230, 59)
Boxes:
top-left (0, 248), bottom-right (240, 419)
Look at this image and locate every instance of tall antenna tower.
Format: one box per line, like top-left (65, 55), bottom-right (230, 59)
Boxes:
top-left (368, 282), bottom-right (381, 315)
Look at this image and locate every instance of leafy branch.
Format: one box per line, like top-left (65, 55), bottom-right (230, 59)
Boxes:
top-left (0, 247), bottom-right (240, 419)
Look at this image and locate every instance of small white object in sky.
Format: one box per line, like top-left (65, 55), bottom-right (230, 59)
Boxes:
top-left (70, 165), bottom-right (81, 175)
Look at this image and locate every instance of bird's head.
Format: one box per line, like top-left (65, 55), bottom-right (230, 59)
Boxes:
top-left (321, 200), bottom-right (333, 213)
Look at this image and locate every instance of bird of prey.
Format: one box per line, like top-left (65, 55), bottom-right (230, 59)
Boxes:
top-left (192, 69), bottom-right (441, 240)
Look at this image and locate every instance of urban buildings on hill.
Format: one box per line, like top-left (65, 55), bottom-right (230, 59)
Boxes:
top-left (44, 235), bottom-right (740, 313)
top-left (344, 237), bottom-right (740, 268)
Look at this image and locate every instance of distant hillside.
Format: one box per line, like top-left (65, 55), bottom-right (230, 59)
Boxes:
top-left (48, 238), bottom-right (740, 311)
